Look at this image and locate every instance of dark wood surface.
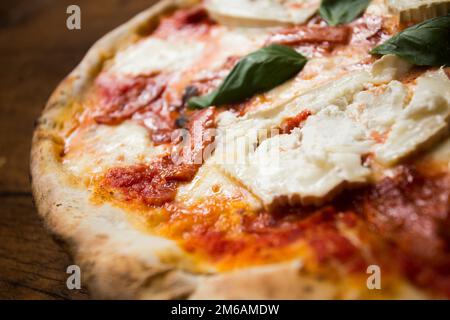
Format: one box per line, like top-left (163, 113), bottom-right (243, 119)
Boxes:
top-left (0, 0), bottom-right (158, 300)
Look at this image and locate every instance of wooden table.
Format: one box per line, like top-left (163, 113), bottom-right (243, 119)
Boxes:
top-left (0, 0), bottom-right (158, 300)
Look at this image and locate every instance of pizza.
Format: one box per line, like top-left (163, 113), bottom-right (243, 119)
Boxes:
top-left (31, 0), bottom-right (450, 299)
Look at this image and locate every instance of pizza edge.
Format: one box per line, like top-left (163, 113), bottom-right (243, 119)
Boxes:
top-left (30, 0), bottom-right (430, 299)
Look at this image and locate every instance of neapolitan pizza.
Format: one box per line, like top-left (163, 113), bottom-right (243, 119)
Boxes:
top-left (32, 0), bottom-right (450, 299)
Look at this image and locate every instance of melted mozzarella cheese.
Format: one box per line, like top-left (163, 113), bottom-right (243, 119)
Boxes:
top-left (347, 80), bottom-right (408, 135)
top-left (214, 69), bottom-right (373, 147)
top-left (225, 107), bottom-right (372, 207)
top-left (176, 160), bottom-right (261, 209)
top-left (109, 27), bottom-right (267, 79)
top-left (63, 121), bottom-right (168, 178)
top-left (190, 28), bottom-right (268, 74)
top-left (376, 69), bottom-right (450, 164)
top-left (387, 0), bottom-right (450, 23)
top-left (370, 54), bottom-right (412, 84)
top-left (241, 55), bottom-right (407, 125)
top-left (366, 0), bottom-right (390, 15)
top-left (213, 58), bottom-right (450, 208)
top-left (205, 0), bottom-right (320, 27)
top-left (110, 37), bottom-right (205, 76)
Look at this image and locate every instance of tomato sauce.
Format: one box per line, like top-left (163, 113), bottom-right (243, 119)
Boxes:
top-left (150, 166), bottom-right (450, 296)
top-left (153, 7), bottom-right (215, 39)
top-left (279, 110), bottom-right (312, 134)
top-left (94, 73), bottom-right (166, 125)
top-left (267, 25), bottom-right (351, 46)
top-left (156, 198), bottom-right (369, 273)
top-left (103, 156), bottom-right (197, 206)
top-left (362, 166), bottom-right (450, 296)
top-left (267, 14), bottom-right (388, 58)
top-left (101, 108), bottom-right (216, 206)
top-left (94, 72), bottom-right (179, 145)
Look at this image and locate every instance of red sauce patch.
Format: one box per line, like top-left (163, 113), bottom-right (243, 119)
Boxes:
top-left (350, 14), bottom-right (386, 46)
top-left (268, 14), bottom-right (386, 57)
top-left (153, 7), bottom-right (215, 39)
top-left (94, 73), bottom-right (180, 145)
top-left (267, 25), bottom-right (351, 46)
top-left (101, 108), bottom-right (216, 206)
top-left (280, 110), bottom-right (312, 134)
top-left (160, 200), bottom-right (368, 272)
top-left (103, 157), bottom-right (197, 206)
top-left (362, 167), bottom-right (450, 296)
top-left (398, 66), bottom-right (431, 84)
top-left (244, 208), bottom-right (365, 271)
top-left (94, 73), bottom-right (166, 124)
top-left (370, 130), bottom-right (388, 144)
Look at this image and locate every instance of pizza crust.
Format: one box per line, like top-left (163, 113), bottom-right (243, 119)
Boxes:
top-left (31, 0), bottom-right (441, 299)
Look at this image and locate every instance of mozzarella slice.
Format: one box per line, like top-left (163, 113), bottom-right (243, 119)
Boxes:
top-left (370, 54), bottom-right (412, 83)
top-left (347, 80), bottom-right (408, 135)
top-left (365, 0), bottom-right (390, 16)
top-left (63, 121), bottom-right (168, 178)
top-left (109, 27), bottom-right (268, 79)
top-left (205, 0), bottom-right (320, 27)
top-left (224, 107), bottom-right (372, 208)
top-left (176, 160), bottom-right (262, 209)
top-left (375, 69), bottom-right (450, 164)
top-left (110, 37), bottom-right (205, 76)
top-left (249, 55), bottom-right (409, 124)
top-left (387, 0), bottom-right (450, 23)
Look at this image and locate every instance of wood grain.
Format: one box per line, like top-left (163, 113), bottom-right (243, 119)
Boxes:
top-left (0, 0), bottom-right (159, 300)
top-left (0, 196), bottom-right (88, 300)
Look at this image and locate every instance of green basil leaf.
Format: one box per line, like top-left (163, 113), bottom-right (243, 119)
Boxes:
top-left (371, 14), bottom-right (450, 67)
top-left (188, 44), bottom-right (307, 109)
top-left (319, 0), bottom-right (371, 26)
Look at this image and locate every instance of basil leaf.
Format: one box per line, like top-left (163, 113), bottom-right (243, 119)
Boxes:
top-left (371, 14), bottom-right (450, 67)
top-left (319, 0), bottom-right (371, 26)
top-left (188, 44), bottom-right (307, 109)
